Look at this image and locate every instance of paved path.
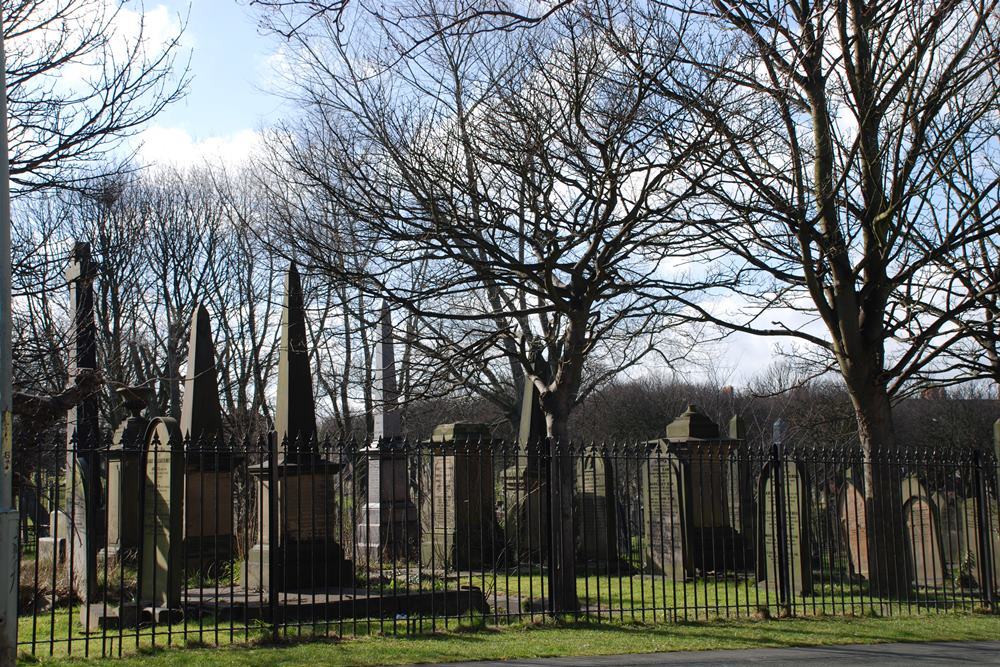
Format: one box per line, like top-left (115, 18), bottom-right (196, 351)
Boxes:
top-left (410, 640), bottom-right (1000, 666)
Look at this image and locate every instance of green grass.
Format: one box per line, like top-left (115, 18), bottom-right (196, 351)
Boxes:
top-left (17, 612), bottom-right (1000, 666)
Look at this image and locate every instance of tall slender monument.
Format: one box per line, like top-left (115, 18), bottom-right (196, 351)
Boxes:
top-left (65, 242), bottom-right (100, 601)
top-left (246, 263), bottom-right (353, 590)
top-left (356, 302), bottom-right (418, 563)
top-left (179, 304), bottom-right (235, 569)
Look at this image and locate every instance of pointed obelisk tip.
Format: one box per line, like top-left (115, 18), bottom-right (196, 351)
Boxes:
top-left (180, 301), bottom-right (223, 443)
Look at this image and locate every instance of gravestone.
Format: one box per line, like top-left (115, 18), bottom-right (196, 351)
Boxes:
top-left (838, 479), bottom-right (869, 580)
top-left (38, 510), bottom-right (71, 569)
top-left (901, 475), bottom-right (946, 588)
top-left (356, 302), bottom-right (419, 565)
top-left (180, 304), bottom-right (235, 570)
top-left (104, 386), bottom-right (152, 561)
top-left (576, 445), bottom-right (618, 565)
top-left (246, 264), bottom-right (353, 590)
top-left (64, 242), bottom-right (101, 602)
top-left (758, 422), bottom-right (812, 598)
top-left (643, 406), bottom-right (745, 578)
top-left (501, 353), bottom-right (550, 562)
top-left (642, 444), bottom-right (685, 578)
top-left (421, 423), bottom-right (504, 569)
top-left (140, 418), bottom-right (184, 611)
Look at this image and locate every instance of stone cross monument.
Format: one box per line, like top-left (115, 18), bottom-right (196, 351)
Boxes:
top-left (65, 242), bottom-right (100, 601)
top-left (356, 302), bottom-right (419, 563)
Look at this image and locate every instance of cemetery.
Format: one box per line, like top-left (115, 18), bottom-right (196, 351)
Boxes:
top-left (8, 246), bottom-right (1000, 660)
top-left (1, 0), bottom-right (999, 663)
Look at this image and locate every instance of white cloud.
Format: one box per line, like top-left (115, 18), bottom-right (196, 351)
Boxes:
top-left (135, 126), bottom-right (263, 167)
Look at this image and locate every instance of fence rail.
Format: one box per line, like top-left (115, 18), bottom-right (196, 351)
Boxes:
top-left (13, 430), bottom-right (1000, 658)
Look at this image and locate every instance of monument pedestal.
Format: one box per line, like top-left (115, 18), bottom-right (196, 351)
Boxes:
top-left (357, 443), bottom-right (419, 565)
top-left (184, 455), bottom-right (236, 571)
top-left (246, 457), bottom-right (354, 591)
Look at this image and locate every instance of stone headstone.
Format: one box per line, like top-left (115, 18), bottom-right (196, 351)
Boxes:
top-left (179, 304), bottom-right (234, 570)
top-left (642, 444), bottom-right (685, 578)
top-left (105, 386), bottom-right (152, 561)
top-left (577, 446), bottom-right (618, 565)
top-left (246, 265), bottom-right (353, 590)
top-left (759, 456), bottom-right (812, 597)
top-left (643, 406), bottom-right (746, 577)
top-left (421, 423), bottom-right (504, 569)
top-left (901, 475), bottom-right (946, 588)
top-left (65, 242), bottom-right (101, 601)
top-left (838, 479), bottom-right (869, 579)
top-left (140, 418), bottom-right (184, 609)
top-left (357, 302), bottom-right (419, 564)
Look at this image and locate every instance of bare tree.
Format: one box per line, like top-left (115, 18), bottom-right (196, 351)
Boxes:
top-left (262, 0), bottom-right (716, 609)
top-left (3, 0), bottom-right (189, 193)
top-left (652, 0), bottom-right (1000, 595)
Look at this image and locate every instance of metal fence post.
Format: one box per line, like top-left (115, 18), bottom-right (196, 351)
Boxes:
top-left (772, 420), bottom-right (790, 613)
top-left (267, 431), bottom-right (279, 642)
top-left (973, 448), bottom-right (995, 610)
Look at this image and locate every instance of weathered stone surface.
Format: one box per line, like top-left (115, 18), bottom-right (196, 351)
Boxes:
top-left (140, 418), bottom-right (184, 608)
top-left (502, 354), bottom-right (550, 561)
top-left (727, 416), bottom-right (754, 541)
top-left (901, 475), bottom-right (946, 589)
top-left (759, 459), bottom-right (812, 596)
top-left (421, 423), bottom-right (504, 569)
top-left (838, 480), bottom-right (869, 580)
top-left (245, 264), bottom-right (353, 590)
top-left (643, 444), bottom-right (685, 578)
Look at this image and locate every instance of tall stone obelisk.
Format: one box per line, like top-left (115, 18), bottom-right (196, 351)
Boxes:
top-left (65, 242), bottom-right (100, 601)
top-left (274, 264), bottom-right (317, 456)
top-left (356, 302), bottom-right (418, 564)
top-left (179, 303), bottom-right (234, 569)
top-left (246, 263), bottom-right (353, 590)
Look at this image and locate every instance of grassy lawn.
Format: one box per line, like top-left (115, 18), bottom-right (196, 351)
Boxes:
top-left (17, 612), bottom-right (1000, 666)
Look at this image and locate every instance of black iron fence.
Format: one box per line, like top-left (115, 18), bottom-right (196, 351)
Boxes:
top-left (13, 428), bottom-right (1000, 658)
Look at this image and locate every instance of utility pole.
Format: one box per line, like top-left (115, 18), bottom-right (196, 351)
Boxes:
top-left (0, 9), bottom-right (19, 665)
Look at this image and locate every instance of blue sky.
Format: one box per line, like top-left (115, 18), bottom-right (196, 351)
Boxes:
top-left (133, 1), bottom-right (281, 163)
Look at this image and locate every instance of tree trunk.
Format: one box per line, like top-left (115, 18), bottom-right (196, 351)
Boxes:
top-left (545, 407), bottom-right (579, 614)
top-left (851, 385), bottom-right (911, 597)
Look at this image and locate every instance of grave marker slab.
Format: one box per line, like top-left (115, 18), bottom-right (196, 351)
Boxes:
top-left (901, 475), bottom-right (946, 589)
top-left (421, 423), bottom-right (504, 569)
top-left (643, 406), bottom-right (746, 578)
top-left (140, 418), bottom-right (184, 610)
top-left (759, 444), bottom-right (812, 598)
top-left (246, 264), bottom-right (353, 590)
top-left (838, 479), bottom-right (869, 580)
top-left (577, 446), bottom-right (618, 565)
top-left (180, 304), bottom-right (235, 570)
